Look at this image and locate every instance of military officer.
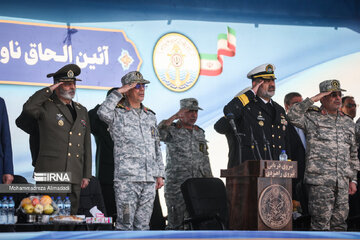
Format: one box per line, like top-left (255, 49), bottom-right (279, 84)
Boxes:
top-left (214, 63), bottom-right (290, 168)
top-left (158, 98), bottom-right (213, 229)
top-left (21, 64), bottom-right (92, 214)
top-left (288, 79), bottom-right (360, 231)
top-left (97, 71), bottom-right (164, 230)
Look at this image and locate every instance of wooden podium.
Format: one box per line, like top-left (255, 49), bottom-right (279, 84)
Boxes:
top-left (221, 160), bottom-right (297, 230)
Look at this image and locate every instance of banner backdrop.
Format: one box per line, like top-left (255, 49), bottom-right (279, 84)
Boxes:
top-left (1, 17), bottom-right (360, 191)
top-left (0, 20), bottom-right (142, 89)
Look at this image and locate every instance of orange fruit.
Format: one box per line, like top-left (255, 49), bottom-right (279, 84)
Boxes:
top-left (40, 195), bottom-right (52, 206)
top-left (21, 197), bottom-right (32, 208)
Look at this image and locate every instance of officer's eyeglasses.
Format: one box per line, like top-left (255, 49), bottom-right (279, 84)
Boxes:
top-left (346, 103), bottom-right (358, 108)
top-left (134, 84), bottom-right (147, 89)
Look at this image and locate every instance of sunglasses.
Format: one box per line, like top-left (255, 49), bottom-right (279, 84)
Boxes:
top-left (329, 92), bottom-right (341, 98)
top-left (134, 83), bottom-right (147, 89)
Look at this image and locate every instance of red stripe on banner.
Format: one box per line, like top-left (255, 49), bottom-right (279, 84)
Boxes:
top-left (200, 68), bottom-right (222, 76)
top-left (218, 49), bottom-right (235, 57)
top-left (228, 42), bottom-right (236, 52)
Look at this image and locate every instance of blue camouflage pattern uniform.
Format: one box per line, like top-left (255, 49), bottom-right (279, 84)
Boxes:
top-left (158, 120), bottom-right (213, 229)
top-left (288, 97), bottom-right (360, 231)
top-left (97, 90), bottom-right (164, 230)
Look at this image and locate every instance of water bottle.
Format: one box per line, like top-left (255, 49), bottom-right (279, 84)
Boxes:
top-left (0, 199), bottom-right (4, 224)
top-left (56, 197), bottom-right (64, 215)
top-left (279, 150), bottom-right (288, 161)
top-left (1, 197), bottom-right (8, 224)
top-left (8, 196), bottom-right (15, 224)
top-left (63, 197), bottom-right (71, 216)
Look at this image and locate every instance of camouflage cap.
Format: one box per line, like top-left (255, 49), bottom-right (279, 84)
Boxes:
top-left (121, 71), bottom-right (150, 86)
top-left (47, 64), bottom-right (82, 82)
top-left (180, 98), bottom-right (203, 111)
top-left (319, 79), bottom-right (346, 92)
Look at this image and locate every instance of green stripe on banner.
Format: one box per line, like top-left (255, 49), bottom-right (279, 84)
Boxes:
top-left (227, 26), bottom-right (236, 36)
top-left (217, 33), bottom-right (227, 40)
top-left (200, 53), bottom-right (218, 60)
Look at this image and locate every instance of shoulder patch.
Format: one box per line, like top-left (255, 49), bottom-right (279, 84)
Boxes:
top-left (73, 101), bottom-right (84, 108)
top-left (307, 105), bottom-right (320, 112)
top-left (343, 112), bottom-right (353, 119)
top-left (144, 106), bottom-right (156, 115)
top-left (116, 103), bottom-right (128, 110)
top-left (237, 94), bottom-right (249, 106)
top-left (195, 125), bottom-right (205, 132)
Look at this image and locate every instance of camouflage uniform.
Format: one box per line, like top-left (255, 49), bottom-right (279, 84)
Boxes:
top-left (288, 95), bottom-right (359, 230)
top-left (159, 116), bottom-right (213, 229)
top-left (97, 89), bottom-right (164, 230)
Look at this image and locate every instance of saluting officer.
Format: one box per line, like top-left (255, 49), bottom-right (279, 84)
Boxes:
top-left (158, 98), bottom-right (213, 229)
top-left (21, 64), bottom-right (92, 214)
top-left (288, 80), bottom-right (360, 231)
top-left (214, 63), bottom-right (290, 168)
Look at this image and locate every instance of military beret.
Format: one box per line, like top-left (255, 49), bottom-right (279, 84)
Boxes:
top-left (47, 64), bottom-right (81, 82)
top-left (121, 71), bottom-right (150, 86)
top-left (180, 98), bottom-right (203, 111)
top-left (247, 63), bottom-right (276, 80)
top-left (319, 79), bottom-right (346, 92)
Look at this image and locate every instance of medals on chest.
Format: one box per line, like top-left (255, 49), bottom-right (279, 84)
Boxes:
top-left (257, 111), bottom-right (265, 127)
top-left (280, 114), bottom-right (287, 131)
top-left (56, 113), bottom-right (65, 127)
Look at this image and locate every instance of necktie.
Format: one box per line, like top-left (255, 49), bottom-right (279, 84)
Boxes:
top-left (66, 104), bottom-right (77, 121)
top-left (266, 102), bottom-right (275, 120)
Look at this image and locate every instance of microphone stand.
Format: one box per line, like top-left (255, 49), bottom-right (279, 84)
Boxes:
top-left (250, 126), bottom-right (263, 160)
top-left (234, 130), bottom-right (245, 166)
top-left (226, 113), bottom-right (245, 166)
top-left (262, 129), bottom-right (273, 160)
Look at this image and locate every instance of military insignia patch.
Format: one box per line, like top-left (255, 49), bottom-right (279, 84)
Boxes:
top-left (67, 70), bottom-right (74, 78)
top-left (257, 112), bottom-right (265, 121)
top-left (56, 113), bottom-right (64, 120)
top-left (151, 126), bottom-right (156, 138)
top-left (265, 64), bottom-right (274, 73)
top-left (199, 143), bottom-right (205, 153)
top-left (80, 119), bottom-right (87, 127)
top-left (280, 118), bottom-right (287, 126)
top-left (331, 80), bottom-right (339, 88)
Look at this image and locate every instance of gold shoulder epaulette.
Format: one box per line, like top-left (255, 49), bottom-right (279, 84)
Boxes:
top-left (116, 103), bottom-right (126, 109)
top-left (237, 94), bottom-right (249, 106)
top-left (307, 105), bottom-right (320, 112)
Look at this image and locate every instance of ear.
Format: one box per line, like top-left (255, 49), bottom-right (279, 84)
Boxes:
top-left (251, 80), bottom-right (257, 88)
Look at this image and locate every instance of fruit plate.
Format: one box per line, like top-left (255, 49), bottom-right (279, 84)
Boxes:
top-left (51, 215), bottom-right (86, 223)
top-left (18, 195), bottom-right (59, 215)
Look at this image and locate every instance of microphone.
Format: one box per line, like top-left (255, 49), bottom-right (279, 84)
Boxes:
top-left (226, 113), bottom-right (237, 133)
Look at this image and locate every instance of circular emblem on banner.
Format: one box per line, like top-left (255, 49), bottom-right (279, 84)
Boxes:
top-left (258, 184), bottom-right (292, 229)
top-left (153, 33), bottom-right (200, 92)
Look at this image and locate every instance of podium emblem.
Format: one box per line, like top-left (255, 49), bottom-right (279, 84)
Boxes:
top-left (258, 184), bottom-right (292, 229)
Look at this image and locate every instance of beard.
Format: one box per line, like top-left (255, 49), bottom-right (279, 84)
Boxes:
top-left (258, 87), bottom-right (275, 99)
top-left (59, 88), bottom-right (75, 100)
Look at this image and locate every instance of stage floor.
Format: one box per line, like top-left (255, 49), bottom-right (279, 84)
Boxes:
top-left (1, 231), bottom-right (360, 240)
